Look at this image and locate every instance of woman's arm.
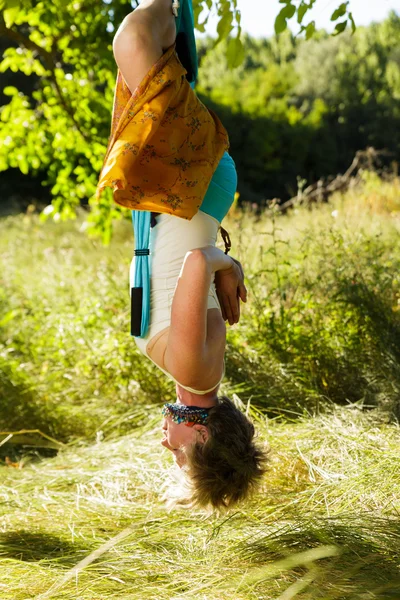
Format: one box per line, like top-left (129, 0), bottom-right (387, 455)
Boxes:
top-left (112, 12), bottom-right (163, 95)
top-left (163, 249), bottom-right (232, 381)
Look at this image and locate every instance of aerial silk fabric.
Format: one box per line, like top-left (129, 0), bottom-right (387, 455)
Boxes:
top-left (95, 44), bottom-right (228, 217)
top-left (175, 0), bottom-right (198, 88)
top-left (130, 210), bottom-right (151, 337)
top-left (96, 0), bottom-right (234, 337)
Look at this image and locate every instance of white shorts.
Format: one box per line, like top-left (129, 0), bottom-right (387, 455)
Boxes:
top-left (131, 209), bottom-right (222, 358)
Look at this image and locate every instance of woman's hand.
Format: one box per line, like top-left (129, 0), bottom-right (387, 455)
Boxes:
top-left (214, 257), bottom-right (247, 325)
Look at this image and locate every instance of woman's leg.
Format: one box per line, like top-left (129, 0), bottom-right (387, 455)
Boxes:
top-left (113, 1), bottom-right (176, 95)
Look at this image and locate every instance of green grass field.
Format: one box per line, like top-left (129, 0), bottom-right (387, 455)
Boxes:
top-left (1, 172), bottom-right (400, 599)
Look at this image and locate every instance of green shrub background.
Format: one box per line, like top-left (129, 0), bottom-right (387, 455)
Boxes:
top-left (1, 11), bottom-right (400, 228)
top-left (2, 172), bottom-right (400, 441)
top-left (2, 4), bottom-right (400, 597)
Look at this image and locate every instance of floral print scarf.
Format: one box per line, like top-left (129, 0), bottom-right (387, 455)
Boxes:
top-left (96, 42), bottom-right (230, 220)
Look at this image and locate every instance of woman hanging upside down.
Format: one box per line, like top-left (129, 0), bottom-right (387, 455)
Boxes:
top-left (103, 0), bottom-right (269, 509)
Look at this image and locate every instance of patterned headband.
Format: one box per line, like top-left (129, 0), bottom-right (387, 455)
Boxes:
top-left (162, 403), bottom-right (211, 426)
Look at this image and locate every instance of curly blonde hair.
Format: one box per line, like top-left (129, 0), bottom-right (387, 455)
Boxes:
top-left (184, 396), bottom-right (269, 510)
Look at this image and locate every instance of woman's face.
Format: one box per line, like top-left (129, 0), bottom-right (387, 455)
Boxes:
top-left (161, 416), bottom-right (206, 468)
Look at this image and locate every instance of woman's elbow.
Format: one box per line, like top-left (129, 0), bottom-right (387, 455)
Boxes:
top-left (182, 248), bottom-right (211, 278)
top-left (184, 248), bottom-right (208, 265)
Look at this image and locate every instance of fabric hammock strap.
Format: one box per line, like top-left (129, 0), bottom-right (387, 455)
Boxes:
top-left (220, 225), bottom-right (231, 255)
top-left (131, 210), bottom-right (151, 337)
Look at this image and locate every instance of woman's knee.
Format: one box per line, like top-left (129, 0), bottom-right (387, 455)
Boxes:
top-left (113, 13), bottom-right (164, 94)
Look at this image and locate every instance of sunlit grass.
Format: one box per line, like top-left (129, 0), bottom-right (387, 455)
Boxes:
top-left (2, 173), bottom-right (400, 439)
top-left (1, 405), bottom-right (399, 599)
top-left (1, 172), bottom-right (400, 598)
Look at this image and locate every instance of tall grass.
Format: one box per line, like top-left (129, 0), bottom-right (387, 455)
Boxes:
top-left (1, 172), bottom-right (400, 598)
top-left (1, 406), bottom-right (399, 599)
top-left (1, 172), bottom-right (400, 440)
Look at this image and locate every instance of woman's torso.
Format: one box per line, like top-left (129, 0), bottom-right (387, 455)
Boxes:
top-left (134, 210), bottom-right (226, 392)
top-left (133, 151), bottom-right (237, 392)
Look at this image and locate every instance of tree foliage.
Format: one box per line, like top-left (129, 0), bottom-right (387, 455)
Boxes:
top-left (0, 0), bottom-right (126, 238)
top-left (1, 0), bottom-right (357, 68)
top-left (0, 1), bottom-right (397, 240)
top-left (196, 14), bottom-right (400, 201)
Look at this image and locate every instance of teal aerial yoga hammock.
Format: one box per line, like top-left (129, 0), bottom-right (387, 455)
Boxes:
top-left (131, 0), bottom-right (238, 338)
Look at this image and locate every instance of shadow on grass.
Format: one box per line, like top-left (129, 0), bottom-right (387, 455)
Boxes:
top-left (0, 530), bottom-right (93, 566)
top-left (0, 354), bottom-right (59, 435)
top-left (239, 515), bottom-right (400, 599)
top-left (337, 278), bottom-right (400, 418)
top-left (225, 270), bottom-right (400, 422)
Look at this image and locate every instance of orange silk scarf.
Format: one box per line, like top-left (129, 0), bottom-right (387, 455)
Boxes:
top-left (96, 42), bottom-right (230, 220)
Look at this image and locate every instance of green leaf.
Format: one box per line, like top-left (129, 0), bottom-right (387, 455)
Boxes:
top-left (348, 11), bottom-right (356, 33)
top-left (4, 5), bottom-right (19, 28)
top-left (3, 86), bottom-right (18, 96)
top-left (297, 2), bottom-right (308, 24)
top-left (333, 20), bottom-right (348, 35)
top-left (331, 2), bottom-right (348, 21)
top-left (282, 3), bottom-right (296, 19)
top-left (0, 104), bottom-right (11, 122)
top-left (275, 3), bottom-right (295, 34)
top-left (20, 156), bottom-right (29, 175)
top-left (275, 12), bottom-right (287, 35)
top-left (216, 11), bottom-right (233, 39)
top-left (305, 20), bottom-right (316, 40)
top-left (226, 36), bottom-right (245, 69)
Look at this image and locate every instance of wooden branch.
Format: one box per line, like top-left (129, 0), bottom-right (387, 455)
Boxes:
top-left (276, 147), bottom-right (392, 213)
top-left (0, 429), bottom-right (65, 450)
